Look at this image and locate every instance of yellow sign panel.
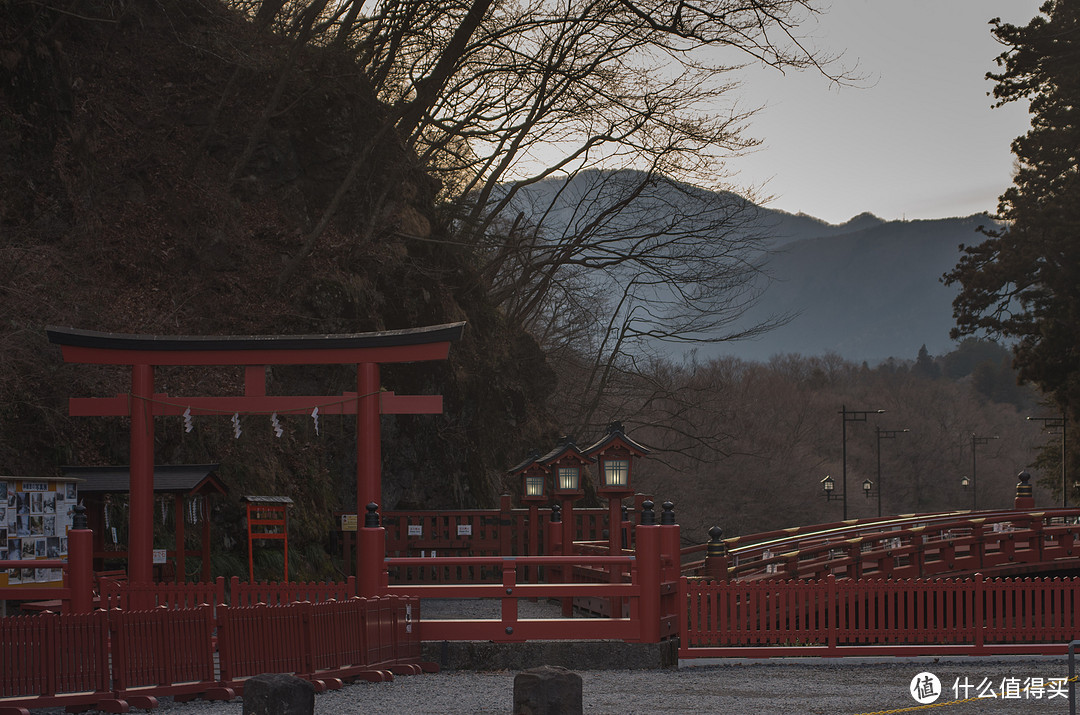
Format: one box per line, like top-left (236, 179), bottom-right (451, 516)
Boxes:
top-left (341, 514), bottom-right (357, 532)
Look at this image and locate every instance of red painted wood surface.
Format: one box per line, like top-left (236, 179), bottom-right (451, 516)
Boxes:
top-left (0, 592), bottom-right (425, 712)
top-left (693, 508), bottom-right (1080, 582)
top-left (0, 610), bottom-right (110, 710)
top-left (217, 602), bottom-right (308, 682)
top-left (680, 573), bottom-right (1080, 658)
top-left (374, 495), bottom-right (651, 584)
top-left (110, 605), bottom-right (217, 698)
top-left (383, 554), bottom-right (650, 643)
top-left (230, 577), bottom-right (354, 607)
top-left (100, 577), bottom-right (226, 610)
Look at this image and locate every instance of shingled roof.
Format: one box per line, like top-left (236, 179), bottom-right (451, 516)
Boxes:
top-left (60, 464), bottom-right (227, 495)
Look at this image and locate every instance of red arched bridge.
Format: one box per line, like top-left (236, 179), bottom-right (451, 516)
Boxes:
top-left (697, 506), bottom-right (1080, 582)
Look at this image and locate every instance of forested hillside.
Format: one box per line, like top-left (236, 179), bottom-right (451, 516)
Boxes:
top-left (1, 1), bottom-right (559, 576)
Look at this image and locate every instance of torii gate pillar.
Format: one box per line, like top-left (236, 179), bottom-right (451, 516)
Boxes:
top-left (130, 363), bottom-right (156, 584)
top-left (358, 362), bottom-right (381, 510)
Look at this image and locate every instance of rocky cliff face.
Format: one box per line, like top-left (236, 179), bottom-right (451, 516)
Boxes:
top-left (0, 1), bottom-right (556, 568)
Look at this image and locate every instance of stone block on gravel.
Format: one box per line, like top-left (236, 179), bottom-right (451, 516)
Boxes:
top-left (242, 673), bottom-right (316, 715)
top-left (513, 664), bottom-right (582, 715)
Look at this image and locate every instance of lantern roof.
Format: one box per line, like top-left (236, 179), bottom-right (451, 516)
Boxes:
top-left (508, 450), bottom-right (548, 476)
top-left (538, 437), bottom-right (594, 467)
top-left (583, 421), bottom-right (650, 458)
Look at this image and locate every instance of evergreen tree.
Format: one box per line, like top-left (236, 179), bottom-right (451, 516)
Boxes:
top-left (912, 344), bottom-right (941, 379)
top-left (945, 1), bottom-right (1080, 415)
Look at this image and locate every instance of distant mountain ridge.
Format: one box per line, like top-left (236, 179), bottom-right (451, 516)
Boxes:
top-left (501, 170), bottom-right (992, 364)
top-left (713, 213), bottom-right (989, 364)
top-left (758, 208), bottom-right (889, 246)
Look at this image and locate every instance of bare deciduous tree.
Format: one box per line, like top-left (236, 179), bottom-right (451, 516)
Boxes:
top-left (229, 0), bottom-right (846, 463)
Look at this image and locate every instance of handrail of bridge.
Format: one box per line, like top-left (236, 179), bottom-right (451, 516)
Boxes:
top-left (678, 510), bottom-right (977, 574)
top-left (383, 553), bottom-right (661, 642)
top-left (687, 508), bottom-right (1080, 581)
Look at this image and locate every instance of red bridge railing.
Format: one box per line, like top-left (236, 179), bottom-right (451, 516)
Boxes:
top-left (338, 494), bottom-right (652, 583)
top-left (365, 499), bottom-right (683, 644)
top-left (680, 572), bottom-right (1080, 658)
top-left (693, 508), bottom-right (1080, 582)
top-left (385, 555), bottom-right (648, 642)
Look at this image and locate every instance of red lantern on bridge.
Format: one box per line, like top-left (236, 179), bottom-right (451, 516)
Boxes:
top-left (584, 421), bottom-right (649, 555)
top-left (539, 437), bottom-right (592, 557)
top-left (585, 422), bottom-right (649, 496)
top-left (509, 451), bottom-right (549, 574)
top-left (511, 450), bottom-right (549, 505)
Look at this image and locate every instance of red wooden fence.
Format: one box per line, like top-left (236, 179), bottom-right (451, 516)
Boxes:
top-left (100, 576), bottom-right (227, 610)
top-left (0, 611), bottom-right (111, 713)
top-left (229, 577), bottom-right (355, 606)
top-left (215, 594), bottom-right (426, 691)
top-left (0, 594), bottom-right (426, 713)
top-left (110, 604), bottom-right (223, 709)
top-left (680, 573), bottom-right (1080, 658)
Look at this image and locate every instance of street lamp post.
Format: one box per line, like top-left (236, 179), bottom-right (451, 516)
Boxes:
top-left (969, 433), bottom-right (1000, 511)
top-left (1027, 414), bottom-right (1068, 507)
top-left (841, 406), bottom-right (885, 520)
top-left (874, 427), bottom-right (909, 518)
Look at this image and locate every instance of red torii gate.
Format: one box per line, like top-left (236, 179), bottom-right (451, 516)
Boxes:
top-left (47, 323), bottom-right (465, 584)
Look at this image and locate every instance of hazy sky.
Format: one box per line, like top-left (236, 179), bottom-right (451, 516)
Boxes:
top-left (725, 0), bottom-right (1044, 225)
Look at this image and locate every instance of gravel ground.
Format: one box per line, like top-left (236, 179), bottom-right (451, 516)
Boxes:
top-left (94, 658), bottom-right (1075, 714)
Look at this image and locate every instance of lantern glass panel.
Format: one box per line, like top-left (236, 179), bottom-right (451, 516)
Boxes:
top-left (604, 459), bottom-right (630, 488)
top-left (557, 466), bottom-right (579, 491)
top-left (525, 474), bottom-right (545, 497)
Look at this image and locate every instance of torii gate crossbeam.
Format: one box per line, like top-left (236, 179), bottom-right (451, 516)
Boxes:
top-left (47, 323), bottom-right (465, 585)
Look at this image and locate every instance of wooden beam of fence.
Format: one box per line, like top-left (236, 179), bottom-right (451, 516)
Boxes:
top-left (680, 573), bottom-right (1080, 658)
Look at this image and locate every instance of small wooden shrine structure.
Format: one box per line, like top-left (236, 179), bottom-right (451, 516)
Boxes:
top-left (61, 464), bottom-right (227, 582)
top-left (241, 495), bottom-right (293, 582)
